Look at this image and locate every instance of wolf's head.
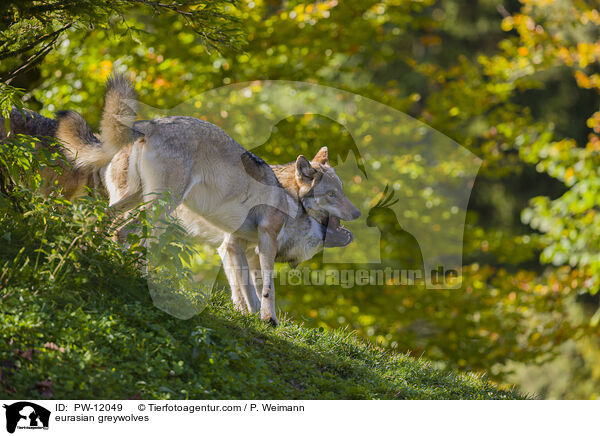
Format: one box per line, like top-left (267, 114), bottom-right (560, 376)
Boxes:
top-left (295, 147), bottom-right (361, 247)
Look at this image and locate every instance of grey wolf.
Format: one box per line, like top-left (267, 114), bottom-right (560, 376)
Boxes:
top-left (109, 144), bottom-right (356, 314)
top-left (99, 75), bottom-right (360, 325)
top-left (0, 77), bottom-right (136, 200)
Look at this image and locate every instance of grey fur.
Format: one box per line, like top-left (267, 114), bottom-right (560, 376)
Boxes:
top-left (101, 74), bottom-right (138, 153)
top-left (0, 108), bottom-right (58, 140)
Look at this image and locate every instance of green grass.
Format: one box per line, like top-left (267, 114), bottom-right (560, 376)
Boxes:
top-left (0, 282), bottom-right (523, 399)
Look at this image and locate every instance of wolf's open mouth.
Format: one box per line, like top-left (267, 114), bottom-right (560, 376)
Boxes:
top-left (324, 215), bottom-right (353, 248)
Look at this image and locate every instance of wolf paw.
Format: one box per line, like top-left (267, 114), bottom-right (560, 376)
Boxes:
top-left (260, 310), bottom-right (279, 327)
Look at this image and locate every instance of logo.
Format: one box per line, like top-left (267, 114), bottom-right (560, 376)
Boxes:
top-left (3, 402), bottom-right (50, 434)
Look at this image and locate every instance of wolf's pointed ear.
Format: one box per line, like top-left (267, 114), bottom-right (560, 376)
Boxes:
top-left (312, 146), bottom-right (329, 165)
top-left (296, 155), bottom-right (316, 182)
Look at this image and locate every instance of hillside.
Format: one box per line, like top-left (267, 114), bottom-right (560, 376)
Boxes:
top-left (0, 278), bottom-right (523, 400)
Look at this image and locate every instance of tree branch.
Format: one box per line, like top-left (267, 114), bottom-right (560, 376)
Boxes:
top-left (0, 25), bottom-right (71, 61)
top-left (1, 23), bottom-right (71, 84)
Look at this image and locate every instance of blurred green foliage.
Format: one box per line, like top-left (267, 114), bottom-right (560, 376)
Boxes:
top-left (2, 0), bottom-right (600, 398)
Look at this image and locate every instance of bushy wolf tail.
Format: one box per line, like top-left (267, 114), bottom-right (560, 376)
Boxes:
top-left (56, 74), bottom-right (138, 170)
top-left (100, 74), bottom-right (138, 151)
top-left (55, 110), bottom-right (103, 169)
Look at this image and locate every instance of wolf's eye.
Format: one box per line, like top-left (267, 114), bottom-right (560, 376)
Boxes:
top-left (327, 191), bottom-right (336, 198)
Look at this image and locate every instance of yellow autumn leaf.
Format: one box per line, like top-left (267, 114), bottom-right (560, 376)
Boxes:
top-left (565, 167), bottom-right (574, 181)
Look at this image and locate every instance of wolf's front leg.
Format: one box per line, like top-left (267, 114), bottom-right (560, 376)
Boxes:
top-left (257, 227), bottom-right (279, 326)
top-left (246, 247), bottom-right (263, 303)
top-left (217, 241), bottom-right (246, 312)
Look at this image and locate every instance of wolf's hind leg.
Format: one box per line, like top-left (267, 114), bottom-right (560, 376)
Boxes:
top-left (136, 145), bottom-right (191, 243)
top-left (109, 189), bottom-right (143, 212)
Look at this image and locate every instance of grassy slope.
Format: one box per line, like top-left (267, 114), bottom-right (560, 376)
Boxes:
top-left (0, 280), bottom-right (523, 400)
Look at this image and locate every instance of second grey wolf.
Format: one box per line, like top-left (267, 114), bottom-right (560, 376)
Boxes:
top-left (0, 77), bottom-right (136, 200)
top-left (68, 75), bottom-right (361, 326)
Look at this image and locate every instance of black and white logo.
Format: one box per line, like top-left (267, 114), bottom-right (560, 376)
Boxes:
top-left (3, 402), bottom-right (50, 434)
